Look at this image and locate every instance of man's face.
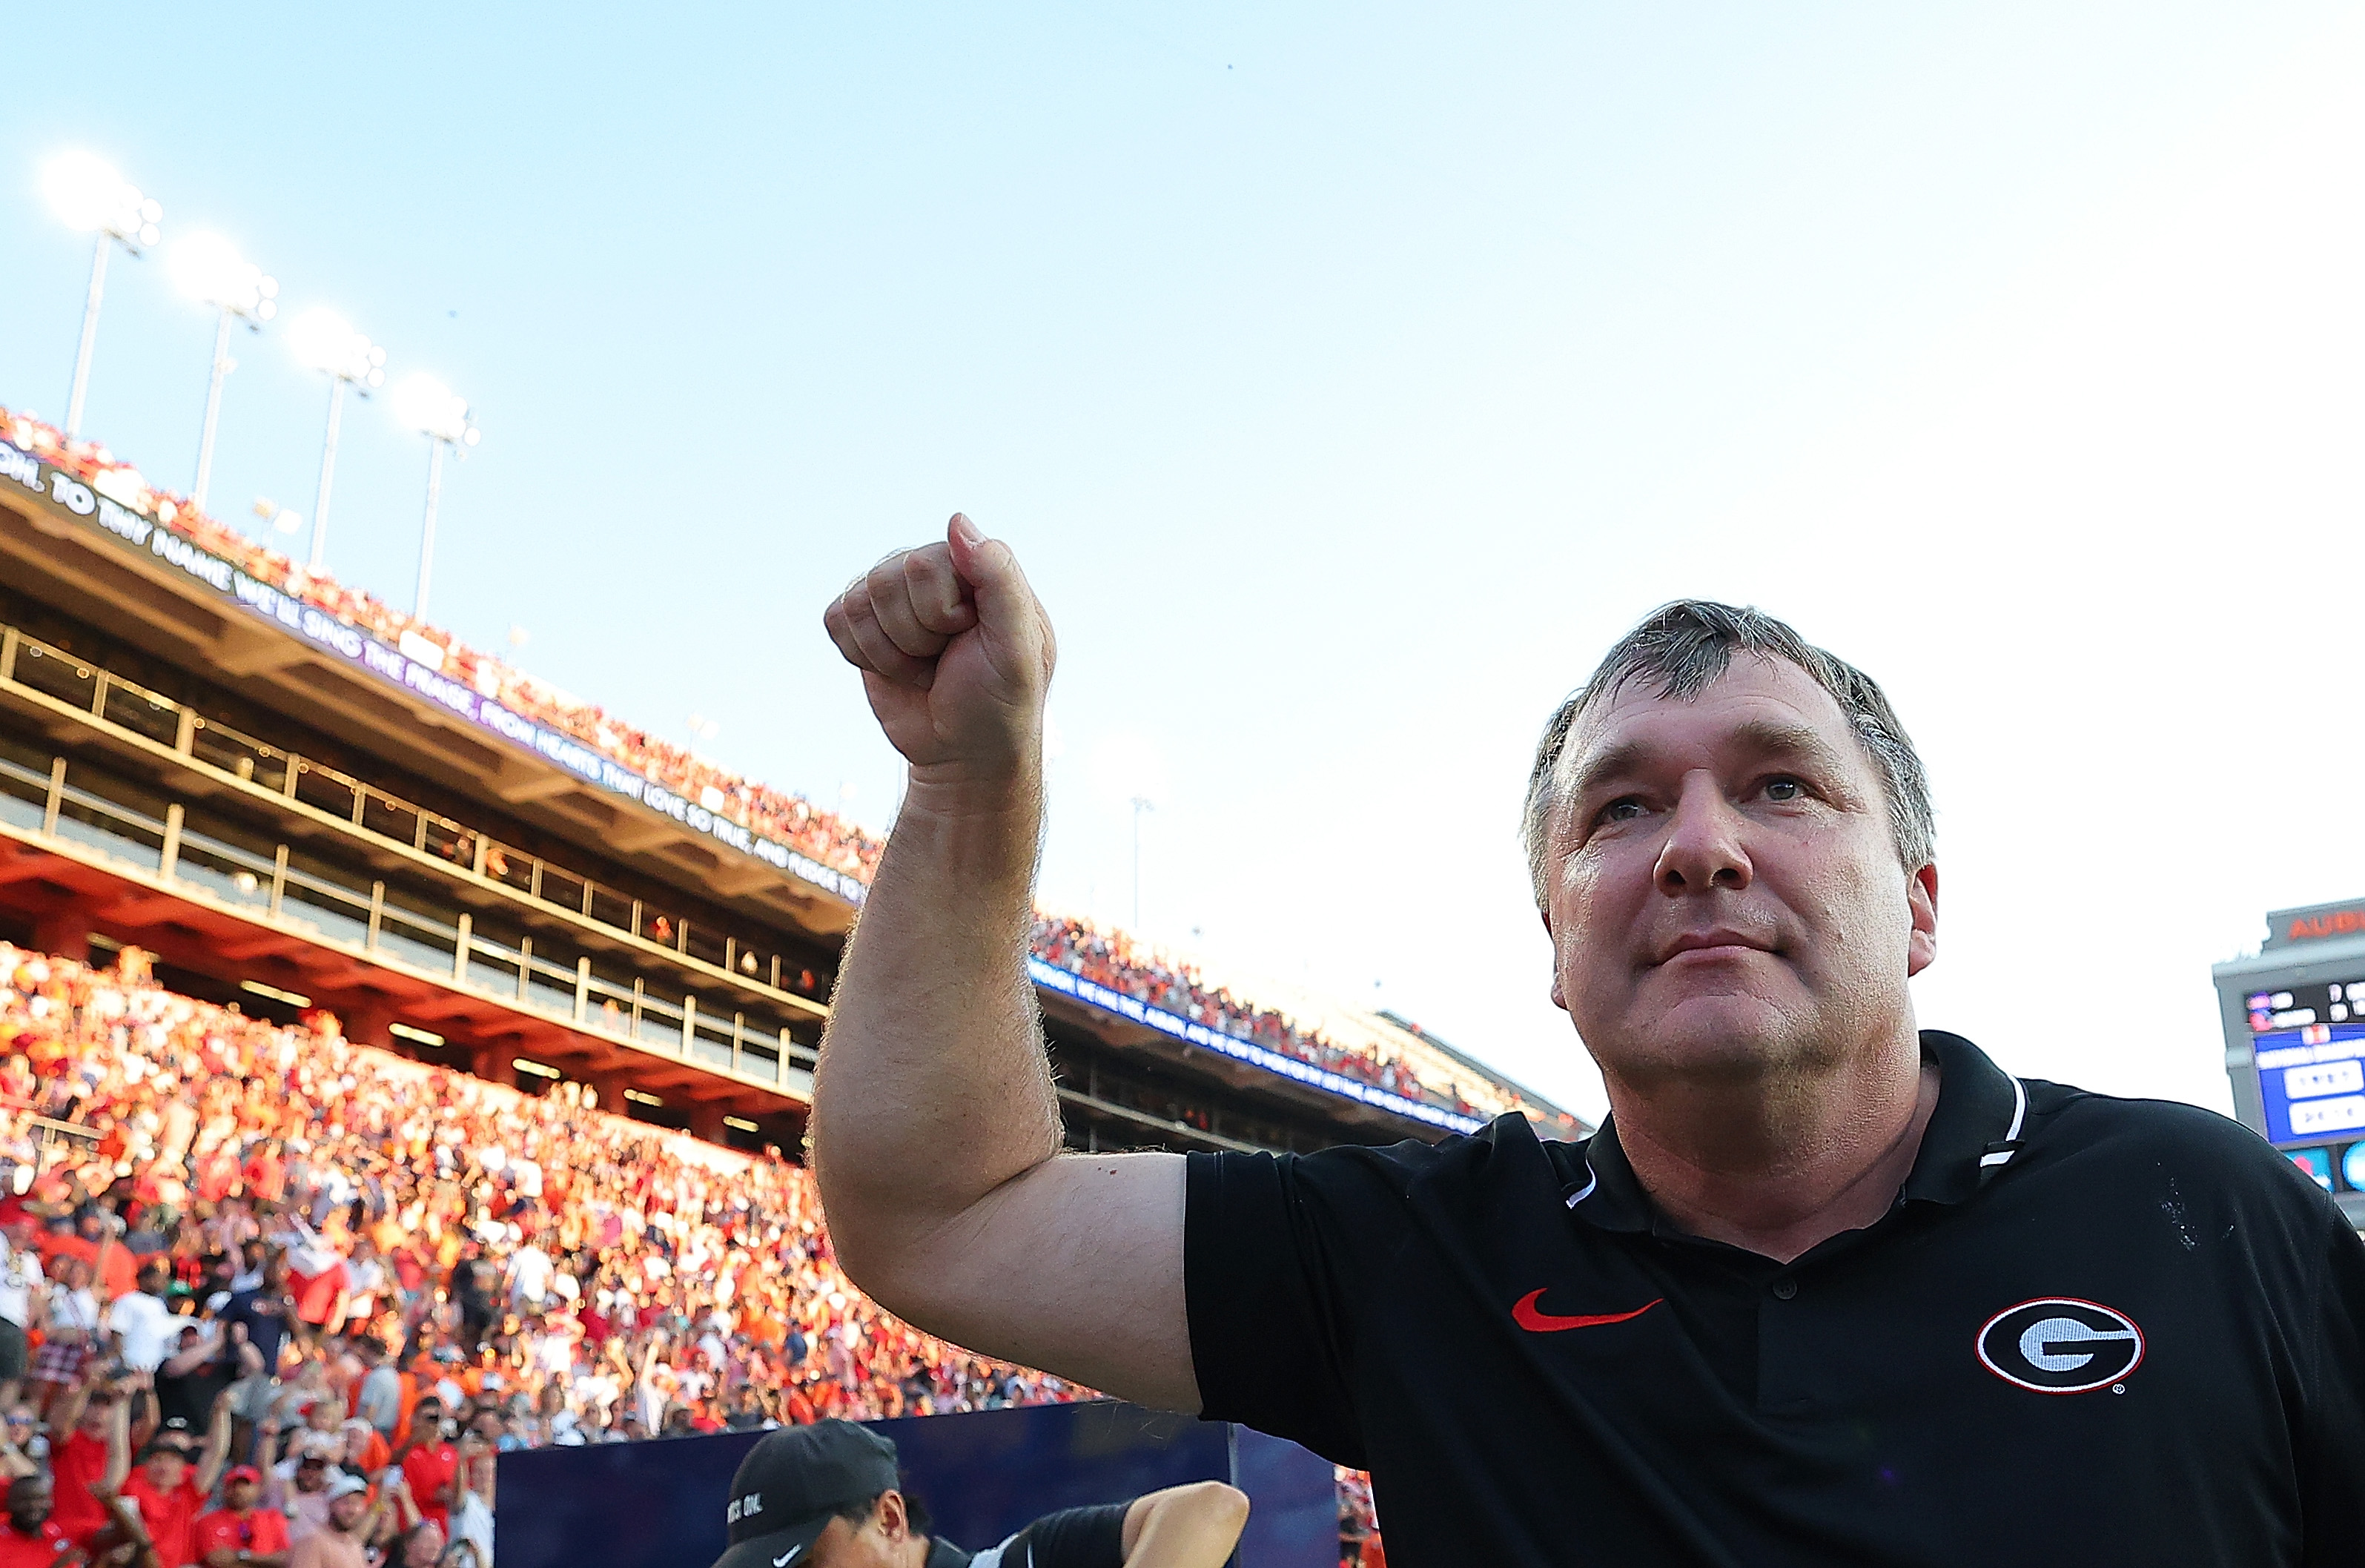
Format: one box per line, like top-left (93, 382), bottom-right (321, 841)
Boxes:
top-left (411, 1406), bottom-right (443, 1442)
top-left (142, 1441), bottom-right (191, 1489)
top-left (809, 1495), bottom-right (914, 1568)
top-left (328, 1490), bottom-right (370, 1532)
top-left (295, 1458), bottom-right (329, 1492)
top-left (223, 1477), bottom-right (259, 1513)
top-left (1542, 655), bottom-right (1936, 1094)
top-left (7, 1480), bottom-right (49, 1529)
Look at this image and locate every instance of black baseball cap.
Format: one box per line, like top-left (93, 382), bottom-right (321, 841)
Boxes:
top-left (710, 1420), bottom-right (900, 1568)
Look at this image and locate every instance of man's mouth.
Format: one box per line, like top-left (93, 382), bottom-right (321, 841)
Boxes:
top-left (1655, 930), bottom-right (1776, 965)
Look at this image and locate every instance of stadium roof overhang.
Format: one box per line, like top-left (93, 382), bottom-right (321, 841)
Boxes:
top-left (0, 483), bottom-right (856, 945)
top-left (1036, 987), bottom-right (1482, 1142)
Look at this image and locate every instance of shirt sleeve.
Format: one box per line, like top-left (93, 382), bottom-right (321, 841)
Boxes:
top-left (1187, 1141), bottom-right (1443, 1469)
top-left (1008, 1502), bottom-right (1131, 1568)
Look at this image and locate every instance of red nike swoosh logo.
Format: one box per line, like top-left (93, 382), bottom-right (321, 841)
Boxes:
top-left (1511, 1289), bottom-right (1664, 1333)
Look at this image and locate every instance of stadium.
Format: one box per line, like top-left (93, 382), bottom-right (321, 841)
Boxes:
top-left (0, 348), bottom-right (1573, 1560)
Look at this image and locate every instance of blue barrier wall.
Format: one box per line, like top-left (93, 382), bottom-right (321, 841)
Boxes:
top-left (497, 1403), bottom-right (1332, 1567)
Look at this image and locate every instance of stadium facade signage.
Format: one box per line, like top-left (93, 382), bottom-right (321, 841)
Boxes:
top-left (2266, 900), bottom-right (2365, 950)
top-left (1027, 956), bottom-right (1486, 1134)
top-left (4, 439), bottom-right (867, 907)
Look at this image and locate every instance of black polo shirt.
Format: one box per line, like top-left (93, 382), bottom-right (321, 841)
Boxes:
top-left (1186, 1031), bottom-right (2365, 1567)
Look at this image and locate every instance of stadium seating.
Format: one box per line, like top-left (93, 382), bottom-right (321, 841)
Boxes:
top-left (1, 404), bottom-right (1521, 1122)
top-left (0, 938), bottom-right (1099, 1551)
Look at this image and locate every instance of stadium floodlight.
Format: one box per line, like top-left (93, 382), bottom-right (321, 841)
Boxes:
top-left (288, 308), bottom-right (387, 572)
top-left (42, 152), bottom-right (163, 440)
top-left (389, 373), bottom-right (482, 621)
top-left (1131, 794), bottom-right (1155, 929)
top-left (170, 232), bottom-right (279, 513)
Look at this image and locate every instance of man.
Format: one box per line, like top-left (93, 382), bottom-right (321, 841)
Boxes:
top-left (346, 1342), bottom-right (397, 1443)
top-left (191, 1467), bottom-right (287, 1568)
top-left (153, 1326), bottom-right (232, 1434)
top-left (394, 1400), bottom-right (455, 1541)
top-left (104, 1266), bottom-right (177, 1377)
top-left (111, 1395), bottom-right (231, 1568)
top-left (0, 1217), bottom-right (47, 1413)
top-left (43, 1379), bottom-right (126, 1552)
top-left (816, 523), bottom-right (2365, 1564)
top-left (282, 1477), bottom-right (374, 1568)
top-left (0, 1478), bottom-right (76, 1568)
top-left (257, 1430), bottom-right (337, 1547)
top-left (709, 1421), bottom-right (1248, 1568)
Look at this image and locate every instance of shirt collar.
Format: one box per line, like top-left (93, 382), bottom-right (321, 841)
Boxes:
top-left (1564, 1030), bottom-right (2028, 1232)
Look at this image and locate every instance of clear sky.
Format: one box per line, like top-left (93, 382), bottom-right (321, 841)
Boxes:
top-left (6, 4), bottom-right (2362, 1122)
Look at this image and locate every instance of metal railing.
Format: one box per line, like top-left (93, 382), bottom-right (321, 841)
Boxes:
top-left (0, 738), bottom-right (812, 1093)
top-left (0, 621), bottom-right (824, 1013)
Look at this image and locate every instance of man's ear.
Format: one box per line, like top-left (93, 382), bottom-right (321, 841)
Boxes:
top-left (1905, 861), bottom-right (1938, 978)
top-left (876, 1489), bottom-right (910, 1541)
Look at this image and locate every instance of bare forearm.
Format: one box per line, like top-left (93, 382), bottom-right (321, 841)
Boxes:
top-left (811, 773), bottom-right (1061, 1292)
top-left (1123, 1482), bottom-right (1252, 1568)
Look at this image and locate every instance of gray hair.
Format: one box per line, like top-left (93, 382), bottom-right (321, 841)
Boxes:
top-left (1521, 601), bottom-right (1933, 907)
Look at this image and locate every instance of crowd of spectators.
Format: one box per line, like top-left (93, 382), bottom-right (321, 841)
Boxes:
top-left (4, 403), bottom-right (1535, 1128)
top-left (3, 409), bottom-right (885, 890)
top-left (0, 939), bottom-right (1093, 1565)
top-left (1033, 915), bottom-right (1515, 1120)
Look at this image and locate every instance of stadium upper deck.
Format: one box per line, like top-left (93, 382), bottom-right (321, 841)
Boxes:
top-left (0, 403), bottom-right (1579, 1155)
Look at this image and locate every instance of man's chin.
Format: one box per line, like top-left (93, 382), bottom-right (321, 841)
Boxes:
top-left (1587, 1001), bottom-right (1821, 1087)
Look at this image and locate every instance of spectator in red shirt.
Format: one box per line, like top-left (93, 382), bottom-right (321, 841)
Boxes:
top-left (193, 1466), bottom-right (288, 1568)
top-left (0, 1476), bottom-right (73, 1568)
top-left (394, 1400), bottom-right (456, 1540)
top-left (115, 1394), bottom-right (231, 1568)
top-left (243, 1145), bottom-right (285, 1208)
top-left (42, 1380), bottom-right (125, 1551)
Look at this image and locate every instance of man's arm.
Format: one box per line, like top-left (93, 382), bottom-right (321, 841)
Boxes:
top-left (50, 1374), bottom-right (94, 1438)
top-left (1119, 1483), bottom-right (1252, 1568)
top-left (102, 1389), bottom-right (130, 1491)
top-left (192, 1386), bottom-right (233, 1497)
top-left (814, 518), bottom-right (1194, 1412)
top-left (162, 1323), bottom-right (225, 1378)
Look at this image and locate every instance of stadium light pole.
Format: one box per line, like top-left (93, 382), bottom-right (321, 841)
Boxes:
top-left (170, 233), bottom-right (278, 512)
top-left (41, 153), bottom-right (162, 440)
top-left (288, 309), bottom-right (386, 572)
top-left (1131, 795), bottom-right (1154, 930)
top-left (389, 374), bottom-right (480, 621)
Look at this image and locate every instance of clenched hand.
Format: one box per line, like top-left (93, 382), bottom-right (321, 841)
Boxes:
top-left (822, 514), bottom-right (1056, 790)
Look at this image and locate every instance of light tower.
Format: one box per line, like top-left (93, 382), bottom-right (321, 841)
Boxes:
top-left (388, 374), bottom-right (481, 621)
top-left (169, 232), bottom-right (278, 512)
top-left (40, 152), bottom-right (162, 440)
top-left (287, 309), bottom-right (386, 571)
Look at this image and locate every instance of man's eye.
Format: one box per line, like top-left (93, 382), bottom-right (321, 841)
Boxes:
top-left (1599, 798), bottom-right (1645, 824)
top-left (1764, 777), bottom-right (1802, 802)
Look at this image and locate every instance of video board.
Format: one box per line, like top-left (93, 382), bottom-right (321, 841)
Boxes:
top-left (2241, 973), bottom-right (2365, 1145)
top-left (2281, 1140), bottom-right (2365, 1197)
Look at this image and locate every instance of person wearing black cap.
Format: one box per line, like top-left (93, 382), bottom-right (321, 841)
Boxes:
top-left (710, 1421), bottom-right (1248, 1568)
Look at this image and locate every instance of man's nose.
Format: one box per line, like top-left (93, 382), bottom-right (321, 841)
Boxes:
top-left (1653, 773), bottom-right (1752, 895)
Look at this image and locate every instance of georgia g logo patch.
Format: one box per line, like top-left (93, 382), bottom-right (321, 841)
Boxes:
top-left (1977, 1297), bottom-right (2144, 1394)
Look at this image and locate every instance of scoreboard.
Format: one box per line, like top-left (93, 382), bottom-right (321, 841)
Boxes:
top-left (2214, 899), bottom-right (2365, 1226)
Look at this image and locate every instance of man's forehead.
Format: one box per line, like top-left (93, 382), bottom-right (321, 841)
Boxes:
top-left (1564, 652), bottom-right (1858, 773)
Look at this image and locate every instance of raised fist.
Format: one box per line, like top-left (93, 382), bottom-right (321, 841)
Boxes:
top-left (823, 516), bottom-right (1056, 790)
